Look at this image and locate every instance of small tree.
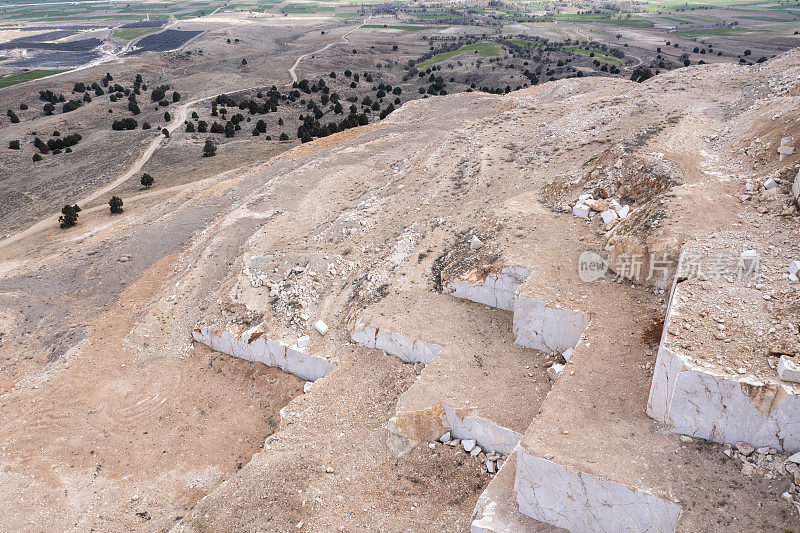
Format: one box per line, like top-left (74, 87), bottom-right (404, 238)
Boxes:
top-left (109, 196), bottom-right (124, 214)
top-left (203, 139), bottom-right (217, 157)
top-left (279, 132), bottom-right (289, 141)
top-left (59, 204), bottom-right (81, 228)
top-left (32, 153), bottom-right (43, 162)
top-left (185, 121), bottom-right (195, 133)
top-left (241, 58), bottom-right (247, 65)
top-left (9, 140), bottom-right (20, 149)
top-left (164, 111), bottom-right (171, 122)
top-left (141, 173), bottom-right (154, 188)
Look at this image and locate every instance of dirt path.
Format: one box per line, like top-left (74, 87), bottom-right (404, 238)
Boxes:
top-left (287, 16), bottom-right (370, 83)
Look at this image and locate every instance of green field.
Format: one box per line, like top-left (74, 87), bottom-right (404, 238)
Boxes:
top-left (112, 26), bottom-right (161, 41)
top-left (676, 27), bottom-right (766, 37)
top-left (361, 24), bottom-right (442, 31)
top-left (0, 69), bottom-right (69, 89)
top-left (281, 2), bottom-right (333, 13)
top-left (508, 38), bottom-right (539, 47)
top-left (416, 42), bottom-right (502, 70)
top-left (566, 46), bottom-right (624, 65)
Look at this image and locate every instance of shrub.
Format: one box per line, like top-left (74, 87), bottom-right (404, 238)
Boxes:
top-left (109, 196), bottom-right (124, 214)
top-left (141, 173), bottom-right (154, 188)
top-left (112, 118), bottom-right (138, 130)
top-left (59, 204), bottom-right (81, 228)
top-left (9, 140), bottom-right (20, 149)
top-left (203, 139), bottom-right (216, 157)
top-left (32, 153), bottom-right (43, 162)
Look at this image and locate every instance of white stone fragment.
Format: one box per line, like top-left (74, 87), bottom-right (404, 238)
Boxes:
top-left (470, 446), bottom-right (482, 457)
top-left (470, 235), bottom-right (484, 250)
top-left (303, 381), bottom-right (313, 393)
top-left (439, 432), bottom-right (451, 443)
top-left (573, 204), bottom-right (591, 219)
top-left (793, 170), bottom-right (800, 203)
top-left (764, 177), bottom-right (778, 190)
top-left (787, 452), bottom-right (800, 464)
top-left (778, 356), bottom-right (800, 384)
top-left (789, 261), bottom-right (800, 276)
top-left (562, 348), bottom-right (574, 362)
top-left (546, 363), bottom-right (564, 381)
top-left (463, 439), bottom-right (477, 453)
top-left (745, 180), bottom-right (757, 192)
top-left (314, 320), bottom-right (328, 336)
top-left (600, 209), bottom-right (618, 224)
top-left (618, 205), bottom-right (630, 219)
top-left (297, 335), bottom-right (310, 349)
top-left (578, 193), bottom-right (593, 203)
top-left (609, 199), bottom-right (622, 212)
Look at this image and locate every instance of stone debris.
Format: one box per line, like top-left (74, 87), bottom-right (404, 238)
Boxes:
top-left (763, 177), bottom-right (778, 190)
top-left (600, 209), bottom-right (618, 225)
top-left (546, 363), bottom-right (564, 381)
top-left (778, 137), bottom-right (795, 161)
top-left (469, 235), bottom-right (484, 250)
top-left (303, 381), bottom-right (313, 393)
top-left (314, 320), bottom-right (328, 336)
top-left (789, 260), bottom-right (800, 277)
top-left (778, 355), bottom-right (800, 383)
top-left (572, 194), bottom-right (631, 222)
top-left (296, 335), bottom-right (310, 349)
top-left (572, 204), bottom-right (591, 219)
top-left (723, 440), bottom-right (800, 516)
top-left (428, 436), bottom-right (508, 476)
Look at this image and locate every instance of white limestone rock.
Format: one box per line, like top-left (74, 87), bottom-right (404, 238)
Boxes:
top-left (617, 205), bottom-right (631, 219)
top-left (513, 294), bottom-right (591, 354)
top-left (573, 204), bottom-right (591, 219)
top-left (514, 452), bottom-right (681, 532)
top-left (789, 260), bottom-right (800, 276)
top-left (778, 356), bottom-right (800, 384)
top-left (546, 363), bottom-right (564, 381)
top-left (314, 320), bottom-right (328, 336)
top-left (764, 177), bottom-right (778, 190)
top-left (470, 235), bottom-right (485, 250)
top-left (443, 404), bottom-right (521, 455)
top-left (600, 209), bottom-right (618, 225)
top-left (463, 439), bottom-right (477, 452)
top-left (647, 284), bottom-right (800, 452)
top-left (443, 266), bottom-right (530, 311)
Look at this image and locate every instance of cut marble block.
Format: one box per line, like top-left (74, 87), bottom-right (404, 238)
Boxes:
top-left (512, 294), bottom-right (591, 354)
top-left (470, 450), bottom-right (558, 533)
top-left (350, 323), bottom-right (443, 365)
top-left (443, 266), bottom-right (531, 311)
top-left (193, 325), bottom-right (335, 382)
top-left (514, 452), bottom-right (681, 533)
top-left (647, 283), bottom-right (800, 452)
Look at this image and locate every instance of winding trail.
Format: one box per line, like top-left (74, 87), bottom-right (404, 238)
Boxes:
top-left (288, 16), bottom-right (370, 82)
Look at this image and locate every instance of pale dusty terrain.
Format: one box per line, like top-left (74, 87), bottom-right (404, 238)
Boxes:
top-left (1, 45), bottom-right (800, 531)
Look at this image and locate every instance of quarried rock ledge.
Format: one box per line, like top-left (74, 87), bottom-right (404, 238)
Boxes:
top-left (647, 282), bottom-right (800, 453)
top-left (192, 325), bottom-right (335, 382)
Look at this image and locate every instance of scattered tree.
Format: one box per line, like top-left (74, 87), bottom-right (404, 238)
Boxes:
top-left (59, 204), bottom-right (81, 228)
top-left (109, 196), bottom-right (124, 214)
top-left (203, 139), bottom-right (217, 157)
